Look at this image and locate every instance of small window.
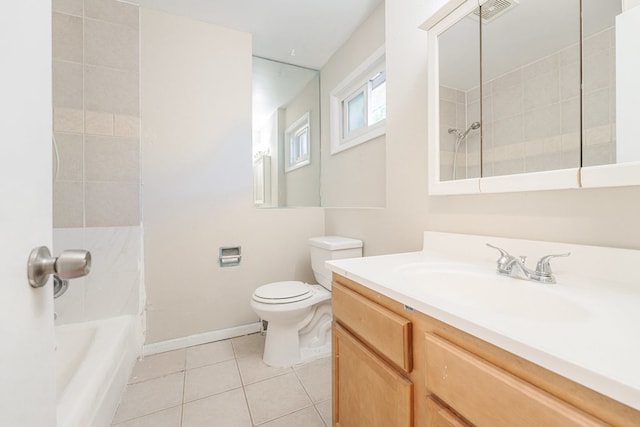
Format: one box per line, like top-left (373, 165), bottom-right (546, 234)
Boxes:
top-left (331, 46), bottom-right (386, 155)
top-left (284, 112), bottom-right (311, 172)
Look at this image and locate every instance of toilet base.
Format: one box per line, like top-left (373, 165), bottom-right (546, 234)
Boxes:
top-left (262, 299), bottom-right (332, 367)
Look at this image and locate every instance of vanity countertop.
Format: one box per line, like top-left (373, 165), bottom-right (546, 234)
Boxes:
top-left (326, 231), bottom-right (640, 411)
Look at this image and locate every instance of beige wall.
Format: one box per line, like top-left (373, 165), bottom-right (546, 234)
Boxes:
top-left (141, 9), bottom-right (324, 344)
top-left (320, 3), bottom-right (386, 208)
top-left (325, 1), bottom-right (640, 255)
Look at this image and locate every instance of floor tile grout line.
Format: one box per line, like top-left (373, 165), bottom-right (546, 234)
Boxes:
top-left (235, 354), bottom-right (258, 427)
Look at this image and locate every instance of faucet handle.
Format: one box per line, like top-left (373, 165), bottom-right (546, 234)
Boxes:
top-left (536, 252), bottom-right (570, 275)
top-left (486, 243), bottom-right (510, 259)
top-left (486, 243), bottom-right (515, 273)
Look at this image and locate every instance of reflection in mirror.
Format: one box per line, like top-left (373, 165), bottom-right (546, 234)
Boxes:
top-left (481, 0), bottom-right (581, 177)
top-left (252, 57), bottom-right (320, 207)
top-left (581, 0), bottom-right (621, 167)
top-left (438, 13), bottom-right (480, 182)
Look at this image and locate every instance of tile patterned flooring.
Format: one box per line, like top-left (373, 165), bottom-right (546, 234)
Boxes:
top-left (111, 333), bottom-right (331, 426)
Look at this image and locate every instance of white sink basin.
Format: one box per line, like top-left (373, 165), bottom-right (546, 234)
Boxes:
top-left (396, 263), bottom-right (590, 322)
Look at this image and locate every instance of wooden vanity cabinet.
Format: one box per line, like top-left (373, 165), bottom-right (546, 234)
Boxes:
top-left (332, 281), bottom-right (413, 426)
top-left (331, 273), bottom-right (640, 427)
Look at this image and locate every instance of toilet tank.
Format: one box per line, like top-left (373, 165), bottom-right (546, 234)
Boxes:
top-left (309, 236), bottom-right (363, 289)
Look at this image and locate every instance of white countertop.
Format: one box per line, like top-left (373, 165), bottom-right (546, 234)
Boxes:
top-left (326, 231), bottom-right (640, 411)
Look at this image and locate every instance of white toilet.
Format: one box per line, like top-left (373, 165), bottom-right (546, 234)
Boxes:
top-left (250, 236), bottom-right (363, 367)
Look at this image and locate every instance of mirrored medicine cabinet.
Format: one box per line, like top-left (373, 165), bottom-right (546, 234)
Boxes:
top-left (423, 0), bottom-right (640, 195)
top-left (252, 57), bottom-right (321, 207)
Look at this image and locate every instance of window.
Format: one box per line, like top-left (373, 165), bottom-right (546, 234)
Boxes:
top-left (331, 46), bottom-right (386, 155)
top-left (284, 112), bottom-right (311, 172)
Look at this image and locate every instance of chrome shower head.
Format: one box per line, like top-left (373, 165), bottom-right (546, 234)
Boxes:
top-left (461, 121), bottom-right (481, 138)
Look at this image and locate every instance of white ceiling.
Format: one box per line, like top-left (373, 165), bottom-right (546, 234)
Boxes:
top-left (127, 0), bottom-right (383, 69)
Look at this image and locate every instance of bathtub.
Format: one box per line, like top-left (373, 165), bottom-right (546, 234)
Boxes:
top-left (55, 315), bottom-right (141, 427)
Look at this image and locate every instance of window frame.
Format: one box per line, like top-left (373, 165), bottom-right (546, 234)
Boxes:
top-left (284, 112), bottom-right (311, 173)
top-left (330, 45), bottom-right (386, 155)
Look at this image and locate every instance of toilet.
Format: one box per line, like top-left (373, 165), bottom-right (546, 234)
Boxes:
top-left (250, 236), bottom-right (363, 367)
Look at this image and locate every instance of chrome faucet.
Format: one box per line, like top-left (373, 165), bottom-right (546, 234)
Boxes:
top-left (487, 243), bottom-right (570, 284)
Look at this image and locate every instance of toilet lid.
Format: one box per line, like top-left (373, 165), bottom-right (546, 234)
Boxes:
top-left (253, 281), bottom-right (313, 304)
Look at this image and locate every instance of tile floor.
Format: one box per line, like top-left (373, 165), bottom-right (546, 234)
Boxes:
top-left (111, 333), bottom-right (332, 427)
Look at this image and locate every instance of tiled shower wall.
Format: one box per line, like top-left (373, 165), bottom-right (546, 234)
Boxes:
top-left (440, 27), bottom-right (616, 181)
top-left (52, 0), bottom-right (143, 324)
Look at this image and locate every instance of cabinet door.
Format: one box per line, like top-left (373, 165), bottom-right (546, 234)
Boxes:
top-left (333, 323), bottom-right (413, 427)
top-left (425, 333), bottom-right (606, 427)
top-left (426, 396), bottom-right (470, 427)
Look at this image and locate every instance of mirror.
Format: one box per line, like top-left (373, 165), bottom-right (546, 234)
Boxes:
top-left (438, 10), bottom-right (480, 182)
top-left (252, 57), bottom-right (320, 207)
top-left (426, 0), bottom-right (640, 194)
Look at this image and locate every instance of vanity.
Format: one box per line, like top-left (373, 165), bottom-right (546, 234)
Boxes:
top-left (327, 232), bottom-right (640, 426)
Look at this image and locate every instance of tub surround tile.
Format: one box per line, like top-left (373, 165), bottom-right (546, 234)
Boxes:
top-left (258, 406), bottom-right (325, 427)
top-left (85, 18), bottom-right (139, 71)
top-left (236, 353), bottom-right (292, 386)
top-left (115, 115), bottom-right (140, 138)
top-left (53, 60), bottom-right (83, 109)
top-left (84, 0), bottom-right (139, 29)
top-left (182, 388), bottom-right (252, 427)
top-left (183, 359), bottom-right (241, 402)
top-left (53, 181), bottom-right (84, 228)
top-left (186, 340), bottom-right (235, 369)
top-left (84, 181), bottom-right (140, 227)
top-left (112, 372), bottom-right (185, 424)
top-left (244, 372), bottom-right (313, 425)
top-left (294, 357), bottom-right (331, 403)
top-left (112, 405), bottom-right (182, 427)
top-left (53, 108), bottom-right (84, 133)
top-left (84, 65), bottom-right (139, 116)
top-left (53, 132), bottom-right (83, 181)
top-left (85, 111), bottom-right (114, 136)
top-left (85, 135), bottom-right (140, 182)
top-left (53, 0), bottom-right (83, 16)
top-left (53, 13), bottom-right (83, 63)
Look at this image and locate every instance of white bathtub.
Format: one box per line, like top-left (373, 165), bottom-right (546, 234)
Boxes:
top-left (55, 316), bottom-right (141, 427)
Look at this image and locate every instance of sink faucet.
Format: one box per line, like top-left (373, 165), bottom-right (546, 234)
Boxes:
top-left (487, 243), bottom-right (570, 284)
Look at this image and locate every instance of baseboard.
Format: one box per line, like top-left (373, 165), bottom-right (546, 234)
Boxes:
top-left (143, 322), bottom-right (262, 356)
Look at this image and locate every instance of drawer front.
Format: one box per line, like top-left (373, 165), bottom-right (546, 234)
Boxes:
top-left (332, 282), bottom-right (412, 373)
top-left (426, 396), bottom-right (470, 427)
top-left (425, 333), bottom-right (606, 427)
top-left (333, 323), bottom-right (413, 427)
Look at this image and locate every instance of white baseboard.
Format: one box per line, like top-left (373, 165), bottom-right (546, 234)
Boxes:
top-left (143, 322), bottom-right (262, 356)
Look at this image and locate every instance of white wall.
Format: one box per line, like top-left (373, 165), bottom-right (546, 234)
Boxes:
top-left (321, 3), bottom-right (386, 208)
top-left (141, 9), bottom-right (324, 344)
top-left (324, 0), bottom-right (640, 255)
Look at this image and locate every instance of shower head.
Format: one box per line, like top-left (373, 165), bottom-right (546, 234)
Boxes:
top-left (462, 121), bottom-right (481, 137)
top-left (448, 121), bottom-right (481, 140)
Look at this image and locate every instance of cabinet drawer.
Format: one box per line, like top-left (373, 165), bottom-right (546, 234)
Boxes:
top-left (426, 396), bottom-right (470, 427)
top-left (333, 323), bottom-right (413, 427)
top-left (332, 282), bottom-right (412, 373)
top-left (425, 333), bottom-right (606, 427)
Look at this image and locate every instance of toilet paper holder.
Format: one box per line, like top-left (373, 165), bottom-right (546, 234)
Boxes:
top-left (219, 246), bottom-right (241, 267)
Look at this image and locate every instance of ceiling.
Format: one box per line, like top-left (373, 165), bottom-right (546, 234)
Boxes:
top-left (127, 0), bottom-right (383, 69)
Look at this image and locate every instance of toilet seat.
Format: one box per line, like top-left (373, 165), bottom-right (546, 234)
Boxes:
top-left (252, 281), bottom-right (313, 304)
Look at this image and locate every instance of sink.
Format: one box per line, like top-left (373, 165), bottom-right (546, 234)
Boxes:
top-left (395, 263), bottom-right (590, 322)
